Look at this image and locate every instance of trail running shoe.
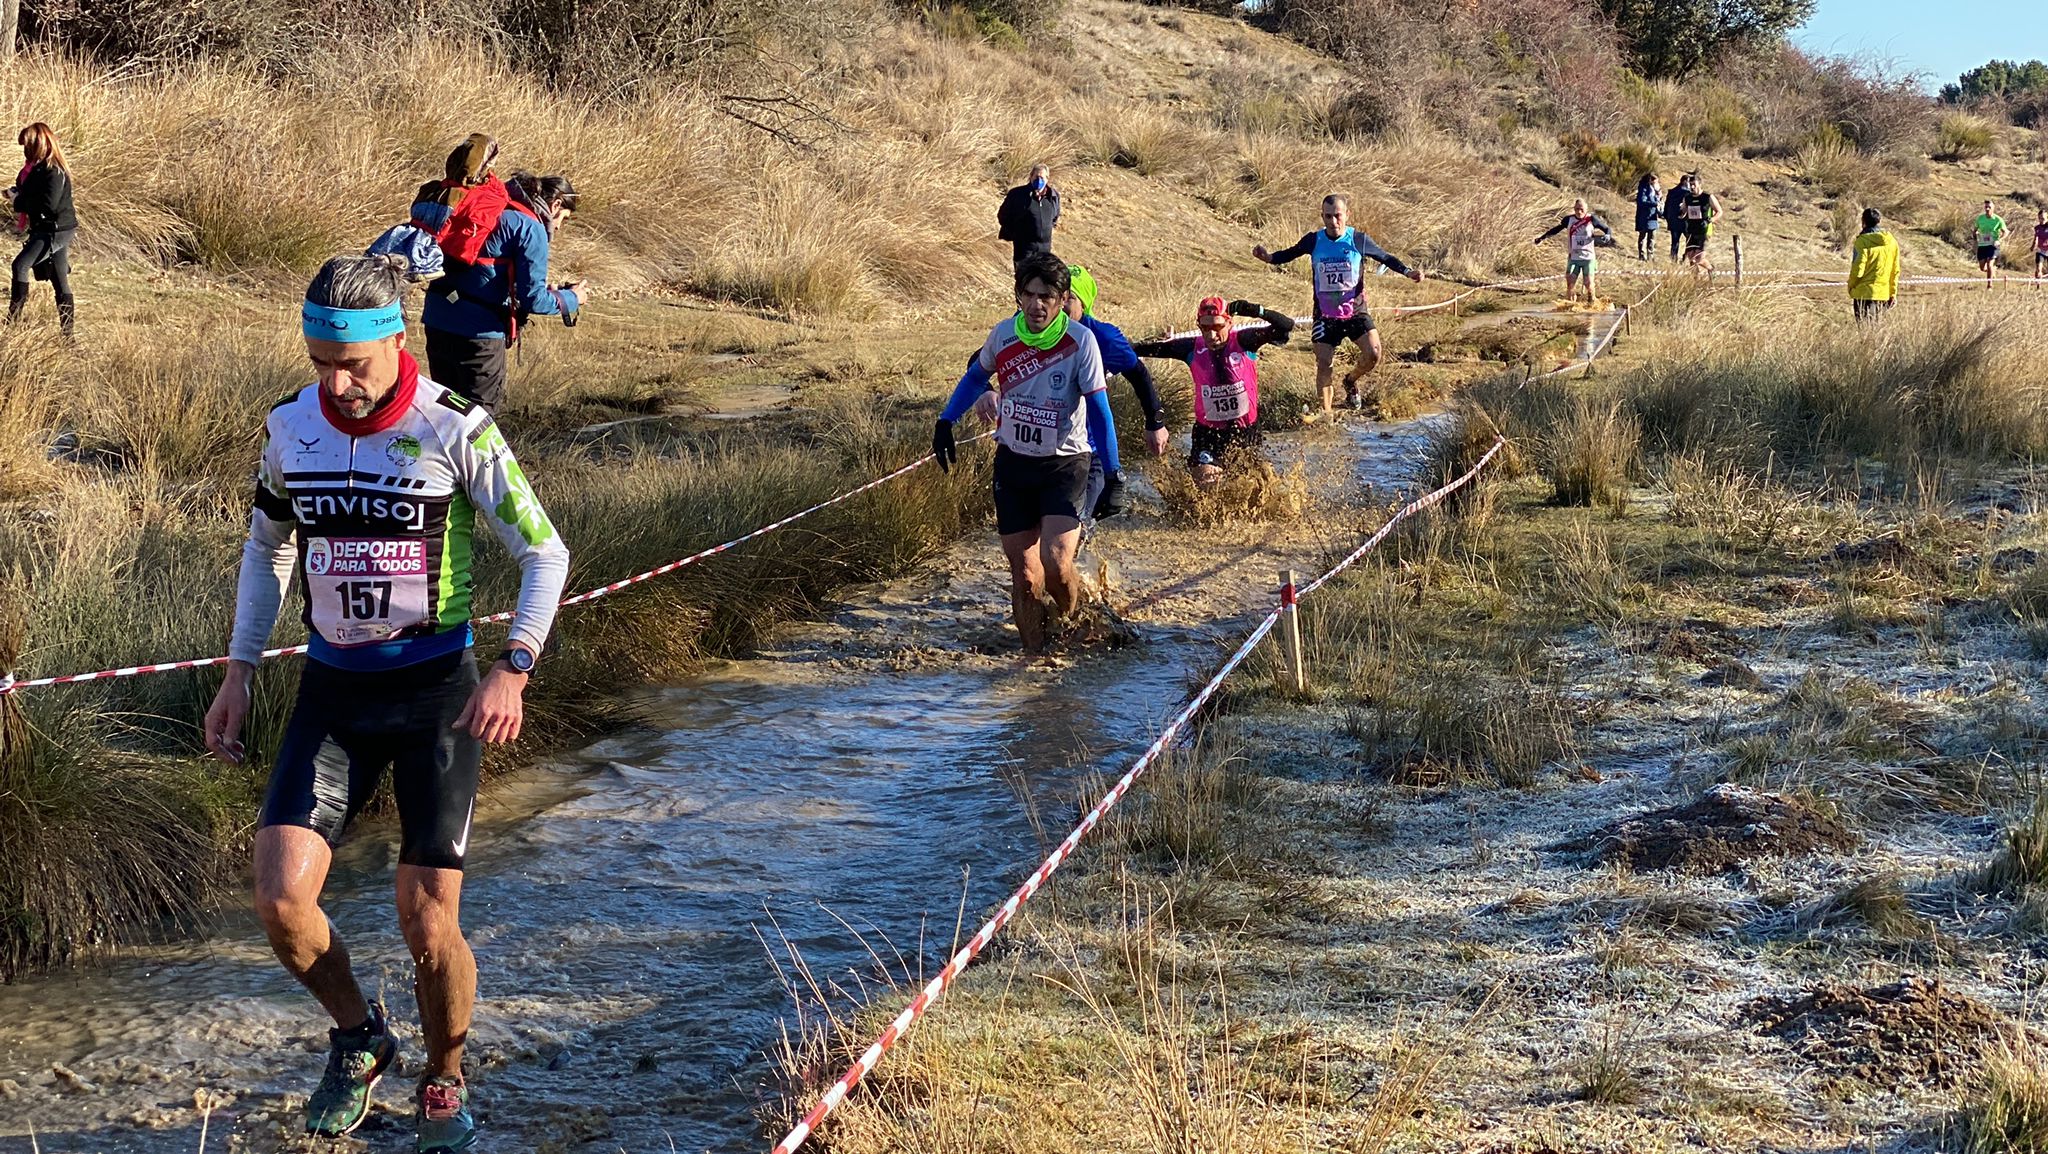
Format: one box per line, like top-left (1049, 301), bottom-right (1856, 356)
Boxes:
top-left (417, 1075), bottom-right (479, 1153)
top-left (305, 1004), bottom-right (399, 1137)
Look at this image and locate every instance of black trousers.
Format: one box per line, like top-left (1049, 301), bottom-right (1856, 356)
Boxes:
top-left (10, 229), bottom-right (74, 332)
top-left (424, 326), bottom-right (509, 411)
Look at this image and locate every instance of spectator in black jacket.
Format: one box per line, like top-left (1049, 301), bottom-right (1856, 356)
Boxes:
top-left (996, 165), bottom-right (1060, 271)
top-left (1662, 175), bottom-right (1689, 262)
top-left (8, 122), bottom-right (76, 335)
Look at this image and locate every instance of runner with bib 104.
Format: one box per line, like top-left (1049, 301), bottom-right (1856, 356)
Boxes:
top-left (932, 253), bottom-right (1119, 654)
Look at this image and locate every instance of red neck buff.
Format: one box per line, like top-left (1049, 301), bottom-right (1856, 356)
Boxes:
top-left (320, 349), bottom-right (420, 437)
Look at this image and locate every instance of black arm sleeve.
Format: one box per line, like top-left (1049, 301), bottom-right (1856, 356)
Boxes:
top-left (1122, 360), bottom-right (1166, 429)
top-left (1533, 217), bottom-right (1567, 243)
top-left (1264, 232), bottom-right (1318, 267)
top-left (1131, 335), bottom-right (1199, 361)
top-left (1238, 307), bottom-right (1297, 353)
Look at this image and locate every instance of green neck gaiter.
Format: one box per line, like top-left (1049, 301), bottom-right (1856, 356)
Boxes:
top-left (1013, 310), bottom-right (1070, 351)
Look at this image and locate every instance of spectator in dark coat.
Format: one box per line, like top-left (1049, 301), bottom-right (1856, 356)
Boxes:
top-left (1662, 176), bottom-right (1690, 261)
top-left (8, 122), bottom-right (76, 336)
top-left (997, 164), bottom-right (1061, 271)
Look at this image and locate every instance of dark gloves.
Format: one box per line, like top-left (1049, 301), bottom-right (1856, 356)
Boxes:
top-left (1093, 470), bottom-right (1128, 519)
top-left (933, 419), bottom-right (957, 472)
top-left (1227, 299), bottom-right (1261, 317)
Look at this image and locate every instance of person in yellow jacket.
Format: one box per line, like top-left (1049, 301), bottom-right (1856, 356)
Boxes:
top-left (1848, 207), bottom-right (1900, 322)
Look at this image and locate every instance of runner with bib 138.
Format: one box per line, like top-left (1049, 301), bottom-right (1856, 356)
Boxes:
top-left (1252, 193), bottom-right (1421, 419)
top-left (932, 253), bottom-right (1117, 653)
top-left (1131, 297), bottom-right (1294, 489)
top-left (201, 253), bottom-right (570, 1152)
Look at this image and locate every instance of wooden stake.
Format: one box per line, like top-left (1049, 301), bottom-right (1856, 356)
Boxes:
top-left (1732, 235), bottom-right (1744, 287)
top-left (1278, 570), bottom-right (1306, 692)
top-left (0, 0), bottom-right (16, 67)
top-left (1278, 569), bottom-right (1306, 694)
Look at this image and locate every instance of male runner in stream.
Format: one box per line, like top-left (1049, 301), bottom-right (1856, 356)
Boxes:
top-left (965, 263), bottom-right (1168, 519)
top-left (932, 253), bottom-right (1115, 652)
top-left (1252, 193), bottom-right (1422, 419)
top-left (1533, 198), bottom-right (1616, 306)
top-left (202, 253), bottom-right (571, 1152)
top-left (1131, 297), bottom-right (1294, 488)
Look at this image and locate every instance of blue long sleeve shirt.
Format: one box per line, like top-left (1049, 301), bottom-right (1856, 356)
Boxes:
top-left (413, 200), bottom-right (579, 340)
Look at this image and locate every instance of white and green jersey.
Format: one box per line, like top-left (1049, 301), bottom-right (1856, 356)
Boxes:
top-left (229, 364), bottom-right (569, 671)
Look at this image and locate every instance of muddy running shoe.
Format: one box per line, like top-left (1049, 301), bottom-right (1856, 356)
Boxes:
top-left (417, 1075), bottom-right (478, 1152)
top-left (305, 1003), bottom-right (399, 1137)
top-left (1343, 380), bottom-right (1365, 411)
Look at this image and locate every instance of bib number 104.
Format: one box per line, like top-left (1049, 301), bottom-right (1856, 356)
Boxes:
top-left (333, 580), bottom-right (394, 620)
top-left (1010, 423), bottom-right (1045, 446)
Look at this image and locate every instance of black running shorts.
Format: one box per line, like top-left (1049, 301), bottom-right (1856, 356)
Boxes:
top-left (1978, 244), bottom-right (2001, 265)
top-left (991, 445), bottom-right (1091, 535)
top-left (1190, 423), bottom-right (1261, 469)
top-left (1310, 312), bottom-right (1376, 347)
top-left (259, 650), bottom-right (482, 871)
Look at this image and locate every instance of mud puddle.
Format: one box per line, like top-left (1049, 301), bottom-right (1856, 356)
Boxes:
top-left (0, 411), bottom-right (1430, 1152)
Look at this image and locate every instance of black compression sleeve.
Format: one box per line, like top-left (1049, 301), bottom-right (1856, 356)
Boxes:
top-left (1265, 232), bottom-right (1318, 266)
top-left (1123, 360), bottom-right (1166, 429)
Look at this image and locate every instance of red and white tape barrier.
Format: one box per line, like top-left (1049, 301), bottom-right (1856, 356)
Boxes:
top-left (1522, 279), bottom-right (1664, 383)
top-left (769, 438), bottom-right (1508, 1154)
top-left (0, 433), bottom-right (994, 695)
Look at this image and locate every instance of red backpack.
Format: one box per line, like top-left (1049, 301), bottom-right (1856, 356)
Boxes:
top-left (416, 173), bottom-right (538, 269)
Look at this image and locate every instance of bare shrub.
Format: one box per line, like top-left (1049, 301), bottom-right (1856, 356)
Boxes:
top-left (1731, 46), bottom-right (1931, 156)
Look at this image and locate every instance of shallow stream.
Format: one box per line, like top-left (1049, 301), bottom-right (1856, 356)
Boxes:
top-left (0, 414), bottom-right (1437, 1152)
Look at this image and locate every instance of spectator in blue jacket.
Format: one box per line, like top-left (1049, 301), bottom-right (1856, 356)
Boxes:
top-left (1634, 173), bottom-right (1662, 261)
top-left (410, 148), bottom-right (586, 411)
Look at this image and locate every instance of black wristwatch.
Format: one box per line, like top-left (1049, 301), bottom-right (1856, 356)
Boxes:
top-left (494, 647), bottom-right (536, 674)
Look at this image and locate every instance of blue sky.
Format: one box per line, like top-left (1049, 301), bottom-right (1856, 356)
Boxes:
top-left (1794, 0), bottom-right (2048, 90)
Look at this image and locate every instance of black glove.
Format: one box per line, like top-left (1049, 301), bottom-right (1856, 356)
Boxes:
top-left (1227, 299), bottom-right (1260, 317)
top-left (933, 419), bottom-right (957, 473)
top-left (1092, 470), bottom-right (1128, 519)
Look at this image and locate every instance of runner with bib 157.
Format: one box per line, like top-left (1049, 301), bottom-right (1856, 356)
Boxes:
top-left (201, 252), bottom-right (571, 1153)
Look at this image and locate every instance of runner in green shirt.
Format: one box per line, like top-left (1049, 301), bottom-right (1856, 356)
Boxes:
top-left (1975, 199), bottom-right (2007, 287)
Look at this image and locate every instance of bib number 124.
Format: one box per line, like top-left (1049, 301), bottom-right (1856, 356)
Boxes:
top-left (333, 580), bottom-right (394, 620)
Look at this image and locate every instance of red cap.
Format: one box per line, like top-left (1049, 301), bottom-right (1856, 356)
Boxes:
top-left (1197, 296), bottom-right (1227, 322)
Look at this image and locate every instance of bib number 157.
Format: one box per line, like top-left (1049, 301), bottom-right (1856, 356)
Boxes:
top-left (333, 580), bottom-right (394, 620)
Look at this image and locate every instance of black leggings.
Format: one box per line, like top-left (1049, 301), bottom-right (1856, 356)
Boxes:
top-left (10, 229), bottom-right (74, 331)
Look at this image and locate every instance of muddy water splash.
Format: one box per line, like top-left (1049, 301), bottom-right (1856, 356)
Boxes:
top-left (0, 414), bottom-right (1437, 1153)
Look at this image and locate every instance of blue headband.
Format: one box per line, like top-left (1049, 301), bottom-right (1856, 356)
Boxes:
top-left (302, 301), bottom-right (405, 343)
